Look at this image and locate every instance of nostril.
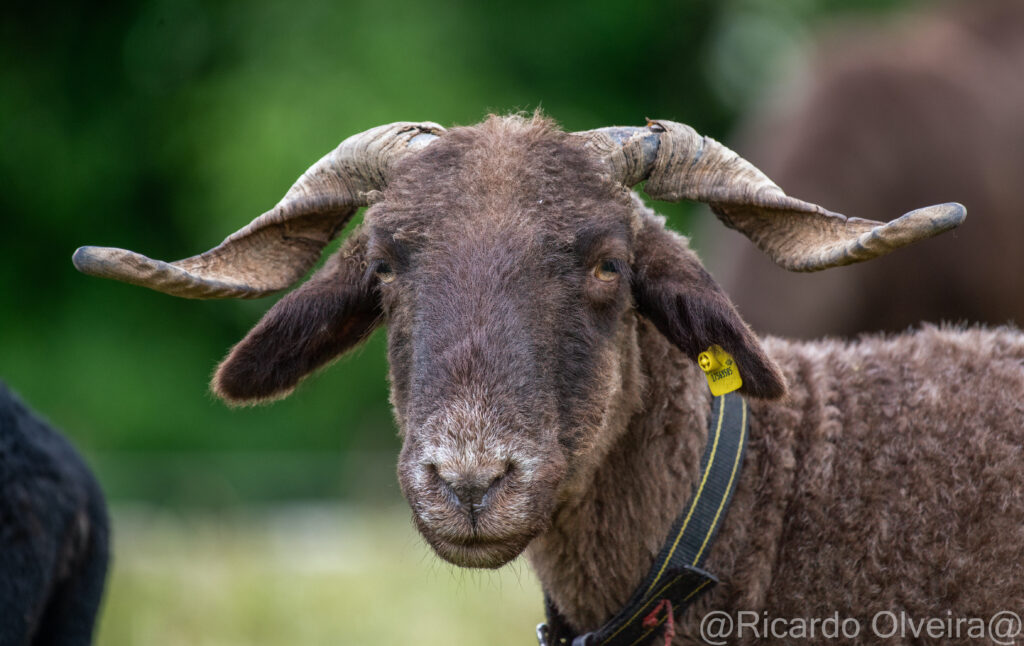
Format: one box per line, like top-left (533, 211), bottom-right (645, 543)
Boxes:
top-left (450, 481), bottom-right (487, 510)
top-left (437, 461), bottom-right (513, 513)
top-left (488, 460), bottom-right (514, 498)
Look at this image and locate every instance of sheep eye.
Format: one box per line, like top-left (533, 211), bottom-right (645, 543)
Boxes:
top-left (376, 262), bottom-right (396, 284)
top-left (593, 259), bottom-right (619, 282)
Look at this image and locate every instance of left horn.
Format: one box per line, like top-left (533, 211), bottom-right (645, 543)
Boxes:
top-left (572, 120), bottom-right (965, 272)
top-left (73, 121), bottom-right (444, 298)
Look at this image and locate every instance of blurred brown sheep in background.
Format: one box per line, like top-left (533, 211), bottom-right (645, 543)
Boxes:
top-left (704, 0), bottom-right (1024, 338)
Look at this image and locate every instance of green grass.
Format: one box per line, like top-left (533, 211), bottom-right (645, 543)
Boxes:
top-left (98, 506), bottom-right (542, 645)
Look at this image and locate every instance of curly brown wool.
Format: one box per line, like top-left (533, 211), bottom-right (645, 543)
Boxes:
top-left (531, 322), bottom-right (1024, 644)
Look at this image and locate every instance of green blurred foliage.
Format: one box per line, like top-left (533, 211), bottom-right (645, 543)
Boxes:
top-left (1, 0), bottom-right (914, 505)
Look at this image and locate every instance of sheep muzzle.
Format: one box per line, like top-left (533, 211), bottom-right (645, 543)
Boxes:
top-left (397, 399), bottom-right (565, 569)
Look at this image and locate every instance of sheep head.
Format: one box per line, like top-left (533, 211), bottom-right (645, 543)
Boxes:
top-left (73, 114), bottom-right (964, 568)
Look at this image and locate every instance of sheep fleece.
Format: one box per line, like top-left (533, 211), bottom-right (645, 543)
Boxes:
top-left (529, 324), bottom-right (1024, 645)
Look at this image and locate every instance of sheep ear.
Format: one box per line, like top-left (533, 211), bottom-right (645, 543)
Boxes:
top-left (631, 216), bottom-right (786, 399)
top-left (212, 232), bottom-right (381, 405)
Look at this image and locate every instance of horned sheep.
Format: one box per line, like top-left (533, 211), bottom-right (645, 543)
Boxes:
top-left (74, 114), bottom-right (1024, 645)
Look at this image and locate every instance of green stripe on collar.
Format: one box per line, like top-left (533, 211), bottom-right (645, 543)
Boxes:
top-left (539, 392), bottom-right (749, 646)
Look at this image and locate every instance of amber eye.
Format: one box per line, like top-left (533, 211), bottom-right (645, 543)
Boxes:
top-left (593, 259), bottom-right (619, 282)
top-left (376, 262), bottom-right (396, 284)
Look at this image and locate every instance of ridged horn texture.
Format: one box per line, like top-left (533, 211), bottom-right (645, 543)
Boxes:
top-left (73, 121), bottom-right (445, 298)
top-left (574, 120), bottom-right (966, 272)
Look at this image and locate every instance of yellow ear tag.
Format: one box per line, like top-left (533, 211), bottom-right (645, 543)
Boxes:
top-left (697, 345), bottom-right (743, 396)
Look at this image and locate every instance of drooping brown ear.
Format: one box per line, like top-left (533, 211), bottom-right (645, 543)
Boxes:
top-left (631, 214), bottom-right (786, 399)
top-left (212, 231), bottom-right (381, 405)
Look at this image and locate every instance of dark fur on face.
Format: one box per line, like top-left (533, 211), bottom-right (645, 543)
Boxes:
top-left (214, 114), bottom-right (785, 568)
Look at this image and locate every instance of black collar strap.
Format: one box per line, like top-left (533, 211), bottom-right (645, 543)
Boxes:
top-left (538, 392), bottom-right (749, 646)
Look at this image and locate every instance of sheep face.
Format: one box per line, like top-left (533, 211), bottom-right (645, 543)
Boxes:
top-left (361, 117), bottom-right (786, 568)
top-left (368, 119), bottom-right (641, 568)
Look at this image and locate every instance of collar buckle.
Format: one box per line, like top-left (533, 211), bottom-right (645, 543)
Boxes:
top-left (537, 622), bottom-right (551, 646)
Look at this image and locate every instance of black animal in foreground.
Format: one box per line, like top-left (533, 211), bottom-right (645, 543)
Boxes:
top-left (0, 383), bottom-right (109, 646)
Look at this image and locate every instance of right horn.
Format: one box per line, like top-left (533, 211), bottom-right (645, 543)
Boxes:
top-left (73, 121), bottom-right (444, 298)
top-left (573, 120), bottom-right (965, 272)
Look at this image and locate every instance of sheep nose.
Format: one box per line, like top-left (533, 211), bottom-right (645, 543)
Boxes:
top-left (435, 461), bottom-right (511, 513)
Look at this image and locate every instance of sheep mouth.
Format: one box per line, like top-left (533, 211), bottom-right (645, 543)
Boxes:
top-left (427, 532), bottom-right (534, 569)
top-left (413, 515), bottom-right (539, 568)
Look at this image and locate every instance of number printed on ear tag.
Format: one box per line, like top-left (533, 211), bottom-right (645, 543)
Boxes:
top-left (697, 345), bottom-right (743, 396)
